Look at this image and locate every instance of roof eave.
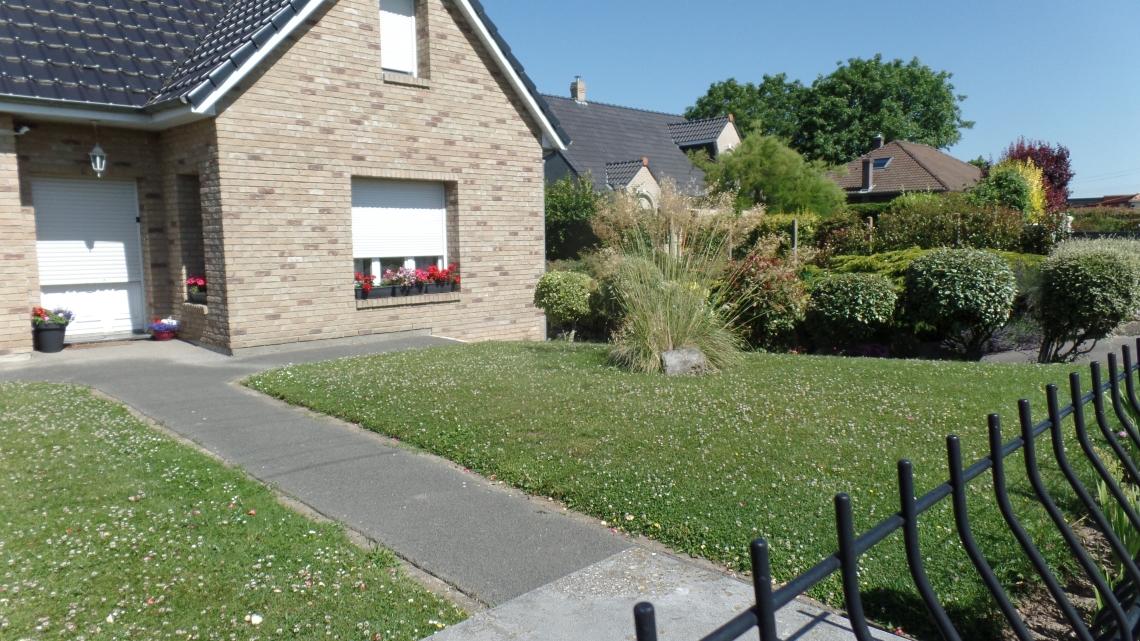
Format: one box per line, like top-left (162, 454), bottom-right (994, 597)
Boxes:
top-left (0, 94), bottom-right (212, 131)
top-left (182, 0), bottom-right (332, 114)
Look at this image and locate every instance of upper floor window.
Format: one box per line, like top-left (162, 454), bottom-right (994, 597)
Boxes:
top-left (380, 0), bottom-right (417, 76)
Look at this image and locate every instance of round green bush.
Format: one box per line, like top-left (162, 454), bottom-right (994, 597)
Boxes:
top-left (534, 271), bottom-right (593, 334)
top-left (807, 273), bottom-right (897, 347)
top-left (1038, 240), bottom-right (1140, 362)
top-left (903, 248), bottom-right (1017, 358)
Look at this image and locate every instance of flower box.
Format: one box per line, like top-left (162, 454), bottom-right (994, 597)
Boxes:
top-left (188, 289), bottom-right (207, 305)
top-left (368, 286), bottom-right (396, 299)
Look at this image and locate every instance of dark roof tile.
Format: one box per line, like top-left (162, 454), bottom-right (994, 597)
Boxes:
top-left (605, 159), bottom-right (648, 189)
top-left (542, 94), bottom-right (704, 193)
top-left (668, 116), bottom-right (731, 146)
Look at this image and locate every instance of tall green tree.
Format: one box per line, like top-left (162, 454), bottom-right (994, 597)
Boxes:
top-left (697, 132), bottom-right (846, 216)
top-left (545, 173), bottom-right (601, 260)
top-left (687, 55), bottom-right (974, 165)
top-left (684, 74), bottom-right (804, 139)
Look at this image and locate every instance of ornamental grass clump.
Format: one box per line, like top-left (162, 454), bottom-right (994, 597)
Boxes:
top-left (1037, 239), bottom-right (1140, 362)
top-left (606, 239), bottom-right (741, 374)
top-left (806, 273), bottom-right (897, 348)
top-left (903, 248), bottom-right (1017, 359)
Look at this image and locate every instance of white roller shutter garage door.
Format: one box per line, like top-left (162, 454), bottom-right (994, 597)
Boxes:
top-left (32, 178), bottom-right (146, 339)
top-left (352, 179), bottom-right (447, 260)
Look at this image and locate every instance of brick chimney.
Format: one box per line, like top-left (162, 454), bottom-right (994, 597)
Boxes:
top-left (862, 157), bottom-right (873, 191)
top-left (571, 76), bottom-right (586, 103)
top-left (641, 157), bottom-right (649, 167)
top-left (871, 134), bottom-right (884, 149)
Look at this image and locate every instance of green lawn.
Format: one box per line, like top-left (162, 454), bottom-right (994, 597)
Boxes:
top-left (0, 383), bottom-right (465, 640)
top-left (245, 342), bottom-right (1107, 640)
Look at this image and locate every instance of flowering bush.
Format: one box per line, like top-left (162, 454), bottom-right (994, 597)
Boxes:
top-left (353, 272), bottom-right (376, 293)
top-left (186, 275), bottom-right (207, 293)
top-left (719, 254), bottom-right (808, 351)
top-left (147, 318), bottom-right (180, 333)
top-left (31, 307), bottom-right (74, 326)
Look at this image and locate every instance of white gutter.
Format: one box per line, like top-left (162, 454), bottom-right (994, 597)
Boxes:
top-left (453, 0), bottom-right (567, 151)
top-left (0, 99), bottom-right (210, 130)
top-left (191, 0), bottom-right (331, 115)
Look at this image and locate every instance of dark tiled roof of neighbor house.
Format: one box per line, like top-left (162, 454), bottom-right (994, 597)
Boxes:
top-left (829, 140), bottom-right (983, 195)
top-left (542, 94), bottom-right (705, 193)
top-left (0, 0), bottom-right (569, 144)
top-left (668, 116), bottom-right (731, 146)
top-left (605, 158), bottom-right (649, 190)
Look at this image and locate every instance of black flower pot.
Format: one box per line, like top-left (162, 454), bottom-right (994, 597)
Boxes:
top-left (355, 288), bottom-right (365, 300)
top-left (368, 286), bottom-right (394, 299)
top-left (188, 289), bottom-right (208, 305)
top-left (33, 323), bottom-right (66, 353)
top-left (451, 282), bottom-right (460, 292)
top-left (429, 282), bottom-right (449, 294)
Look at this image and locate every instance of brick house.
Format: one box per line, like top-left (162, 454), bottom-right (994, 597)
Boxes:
top-left (0, 0), bottom-right (570, 360)
top-left (828, 136), bottom-right (983, 204)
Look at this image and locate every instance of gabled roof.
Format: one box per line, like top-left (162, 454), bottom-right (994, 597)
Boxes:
top-left (0, 0), bottom-right (569, 147)
top-left (0, 0), bottom-right (230, 107)
top-left (542, 94), bottom-right (704, 193)
top-left (668, 116), bottom-right (733, 147)
top-left (829, 140), bottom-right (982, 195)
top-left (605, 158), bottom-right (650, 190)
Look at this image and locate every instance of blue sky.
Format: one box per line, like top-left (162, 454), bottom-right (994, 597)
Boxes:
top-left (483, 0), bottom-right (1140, 197)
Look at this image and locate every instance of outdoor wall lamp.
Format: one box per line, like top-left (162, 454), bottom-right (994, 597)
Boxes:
top-left (89, 122), bottom-right (106, 178)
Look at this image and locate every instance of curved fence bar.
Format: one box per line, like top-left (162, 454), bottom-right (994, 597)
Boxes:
top-left (632, 339), bottom-right (1140, 641)
top-left (897, 460), bottom-right (960, 641)
top-left (946, 435), bottom-right (1034, 641)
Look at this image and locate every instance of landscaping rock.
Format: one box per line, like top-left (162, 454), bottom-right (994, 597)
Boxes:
top-left (661, 348), bottom-right (708, 376)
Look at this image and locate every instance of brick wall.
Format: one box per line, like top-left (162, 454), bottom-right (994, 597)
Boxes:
top-left (158, 119), bottom-right (226, 345)
top-left (13, 122), bottom-right (169, 323)
top-left (209, 0), bottom-right (547, 350)
top-left (0, 114), bottom-right (36, 358)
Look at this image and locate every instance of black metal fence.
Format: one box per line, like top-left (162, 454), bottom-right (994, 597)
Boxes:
top-left (634, 339), bottom-right (1140, 641)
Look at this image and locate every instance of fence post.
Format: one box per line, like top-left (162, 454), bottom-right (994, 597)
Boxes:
top-left (634, 602), bottom-right (658, 641)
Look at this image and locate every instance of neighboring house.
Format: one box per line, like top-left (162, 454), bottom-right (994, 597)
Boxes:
top-left (542, 78), bottom-right (741, 207)
top-left (829, 136), bottom-right (983, 203)
top-left (1068, 194), bottom-right (1140, 209)
top-left (0, 0), bottom-right (571, 360)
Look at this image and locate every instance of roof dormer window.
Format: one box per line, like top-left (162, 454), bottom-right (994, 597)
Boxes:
top-left (380, 0), bottom-right (417, 76)
top-left (873, 157), bottom-right (893, 170)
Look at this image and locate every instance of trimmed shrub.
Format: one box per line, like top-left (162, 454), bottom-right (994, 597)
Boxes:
top-left (807, 273), bottom-right (897, 347)
top-left (720, 254), bottom-right (808, 351)
top-left (830, 249), bottom-right (1043, 287)
top-left (1038, 240), bottom-right (1140, 362)
top-left (816, 210), bottom-right (874, 257)
top-left (1069, 207), bottom-right (1140, 233)
top-left (903, 249), bottom-right (1017, 359)
top-left (534, 271), bottom-right (593, 340)
top-left (875, 192), bottom-right (1024, 252)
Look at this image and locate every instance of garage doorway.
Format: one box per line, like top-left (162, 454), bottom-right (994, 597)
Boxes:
top-left (32, 177), bottom-right (147, 341)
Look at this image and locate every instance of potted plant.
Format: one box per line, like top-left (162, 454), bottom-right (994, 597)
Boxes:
top-left (187, 275), bottom-right (207, 304)
top-left (354, 272), bottom-right (375, 300)
top-left (427, 265), bottom-right (452, 294)
top-left (31, 307), bottom-right (74, 353)
top-left (369, 274), bottom-right (395, 299)
top-left (413, 268), bottom-right (429, 295)
top-left (148, 318), bottom-right (179, 341)
top-left (448, 264), bottom-right (461, 292)
top-left (385, 267), bottom-right (422, 296)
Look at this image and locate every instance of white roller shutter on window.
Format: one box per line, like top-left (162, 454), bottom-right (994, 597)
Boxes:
top-left (352, 179), bottom-right (446, 259)
top-left (380, 0), bottom-right (417, 75)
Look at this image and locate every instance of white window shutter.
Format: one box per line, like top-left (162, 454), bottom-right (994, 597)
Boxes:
top-left (380, 0), bottom-right (417, 76)
top-left (352, 179), bottom-right (446, 259)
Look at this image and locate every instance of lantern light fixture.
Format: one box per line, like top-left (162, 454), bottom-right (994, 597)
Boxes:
top-left (89, 122), bottom-right (106, 178)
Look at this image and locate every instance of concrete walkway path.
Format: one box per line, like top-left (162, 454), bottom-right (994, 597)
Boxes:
top-left (0, 336), bottom-right (902, 641)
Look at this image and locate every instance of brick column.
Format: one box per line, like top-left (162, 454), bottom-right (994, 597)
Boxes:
top-left (0, 114), bottom-right (36, 360)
